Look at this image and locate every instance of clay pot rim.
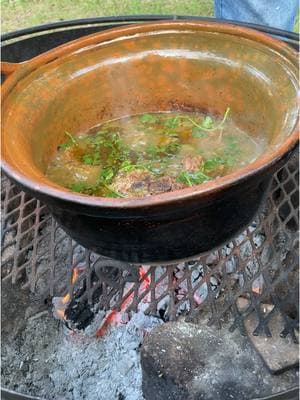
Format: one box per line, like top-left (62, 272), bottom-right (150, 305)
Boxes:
top-left (2, 20), bottom-right (299, 210)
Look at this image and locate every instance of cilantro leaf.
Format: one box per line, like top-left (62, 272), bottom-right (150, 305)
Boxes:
top-left (201, 116), bottom-right (214, 129)
top-left (203, 157), bottom-right (225, 171)
top-left (177, 170), bottom-right (212, 186)
top-left (164, 116), bottom-right (180, 129)
top-left (99, 167), bottom-right (114, 183)
top-left (139, 113), bottom-right (158, 124)
top-left (82, 153), bottom-right (101, 165)
top-left (177, 171), bottom-right (193, 186)
top-left (82, 155), bottom-right (94, 165)
top-left (58, 141), bottom-right (73, 150)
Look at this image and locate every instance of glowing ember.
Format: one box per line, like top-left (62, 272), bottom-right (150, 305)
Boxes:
top-left (252, 275), bottom-right (264, 295)
top-left (139, 266), bottom-right (151, 287)
top-left (96, 310), bottom-right (118, 337)
top-left (96, 265), bottom-right (151, 337)
top-left (53, 263), bottom-right (207, 338)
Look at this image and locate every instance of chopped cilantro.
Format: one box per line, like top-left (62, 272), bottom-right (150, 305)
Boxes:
top-left (52, 107), bottom-right (241, 198)
top-left (139, 113), bottom-right (158, 124)
top-left (82, 153), bottom-right (101, 165)
top-left (177, 170), bottom-right (212, 186)
top-left (164, 116), bottom-right (180, 129)
top-left (201, 116), bottom-right (214, 129)
top-left (99, 167), bottom-right (114, 183)
top-left (203, 157), bottom-right (225, 171)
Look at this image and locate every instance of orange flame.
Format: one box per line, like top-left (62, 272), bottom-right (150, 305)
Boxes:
top-left (55, 309), bottom-right (65, 319)
top-left (71, 267), bottom-right (79, 284)
top-left (53, 266), bottom-right (80, 320)
top-left (56, 264), bottom-right (154, 338)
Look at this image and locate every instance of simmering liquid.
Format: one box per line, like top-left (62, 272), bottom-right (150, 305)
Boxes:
top-left (46, 110), bottom-right (265, 198)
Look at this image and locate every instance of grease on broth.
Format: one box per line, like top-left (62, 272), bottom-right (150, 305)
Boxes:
top-left (46, 110), bottom-right (266, 198)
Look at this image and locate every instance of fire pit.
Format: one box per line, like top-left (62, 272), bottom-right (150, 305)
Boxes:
top-left (1, 17), bottom-right (299, 400)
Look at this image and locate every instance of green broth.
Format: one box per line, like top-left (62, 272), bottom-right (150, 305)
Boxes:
top-left (46, 111), bottom-right (266, 198)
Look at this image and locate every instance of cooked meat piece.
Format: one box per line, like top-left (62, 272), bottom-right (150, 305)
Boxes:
top-left (148, 177), bottom-right (172, 194)
top-left (111, 170), bottom-right (152, 198)
top-left (131, 180), bottom-right (149, 191)
top-left (148, 176), bottom-right (184, 194)
top-left (111, 170), bottom-right (185, 197)
top-left (183, 155), bottom-right (203, 172)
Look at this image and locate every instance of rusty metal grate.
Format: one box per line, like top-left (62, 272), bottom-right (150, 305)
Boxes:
top-left (1, 155), bottom-right (299, 341)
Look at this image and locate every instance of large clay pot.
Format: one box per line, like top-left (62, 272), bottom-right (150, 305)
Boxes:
top-left (1, 21), bottom-right (298, 263)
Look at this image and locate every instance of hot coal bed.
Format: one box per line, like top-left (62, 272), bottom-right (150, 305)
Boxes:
top-left (1, 17), bottom-right (299, 400)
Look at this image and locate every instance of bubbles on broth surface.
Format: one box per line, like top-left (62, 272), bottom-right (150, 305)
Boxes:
top-left (46, 111), bottom-right (266, 198)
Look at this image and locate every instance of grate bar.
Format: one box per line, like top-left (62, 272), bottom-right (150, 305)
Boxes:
top-left (1, 156), bottom-right (299, 339)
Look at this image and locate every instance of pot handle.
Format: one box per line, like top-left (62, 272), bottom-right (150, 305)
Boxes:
top-left (1, 61), bottom-right (23, 78)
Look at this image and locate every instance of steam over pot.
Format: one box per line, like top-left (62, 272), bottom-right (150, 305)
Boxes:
top-left (1, 21), bottom-right (298, 263)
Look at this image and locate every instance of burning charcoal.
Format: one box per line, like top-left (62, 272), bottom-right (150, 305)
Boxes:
top-left (64, 298), bottom-right (95, 330)
top-left (52, 265), bottom-right (104, 331)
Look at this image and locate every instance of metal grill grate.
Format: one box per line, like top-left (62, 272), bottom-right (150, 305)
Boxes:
top-left (1, 155), bottom-right (299, 341)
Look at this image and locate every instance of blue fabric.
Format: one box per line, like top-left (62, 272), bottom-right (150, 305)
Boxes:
top-left (214, 0), bottom-right (298, 31)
